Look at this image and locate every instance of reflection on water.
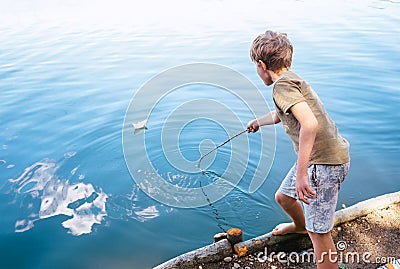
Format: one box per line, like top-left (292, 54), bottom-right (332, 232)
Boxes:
top-left (134, 205), bottom-right (160, 221)
top-left (8, 159), bottom-right (108, 236)
top-left (107, 187), bottom-right (167, 223)
top-left (6, 157), bottom-right (164, 236)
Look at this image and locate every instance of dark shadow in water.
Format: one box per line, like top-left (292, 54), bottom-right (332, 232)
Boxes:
top-left (199, 170), bottom-right (229, 233)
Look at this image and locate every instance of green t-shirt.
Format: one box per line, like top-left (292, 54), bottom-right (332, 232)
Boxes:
top-left (273, 71), bottom-right (350, 165)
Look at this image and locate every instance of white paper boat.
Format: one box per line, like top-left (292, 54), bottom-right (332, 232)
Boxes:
top-left (132, 119), bottom-right (147, 134)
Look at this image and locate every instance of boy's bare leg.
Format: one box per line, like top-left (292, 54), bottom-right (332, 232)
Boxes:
top-left (308, 231), bottom-right (338, 269)
top-left (273, 191), bottom-right (307, 235)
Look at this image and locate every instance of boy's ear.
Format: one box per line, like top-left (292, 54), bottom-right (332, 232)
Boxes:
top-left (258, 60), bottom-right (267, 71)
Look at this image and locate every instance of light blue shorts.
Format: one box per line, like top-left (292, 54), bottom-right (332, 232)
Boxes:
top-left (278, 162), bottom-right (350, 233)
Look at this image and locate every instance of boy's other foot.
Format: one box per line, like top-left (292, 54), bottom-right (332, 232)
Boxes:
top-left (272, 222), bottom-right (307, 236)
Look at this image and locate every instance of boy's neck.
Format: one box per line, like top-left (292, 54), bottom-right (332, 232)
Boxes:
top-left (270, 67), bottom-right (289, 83)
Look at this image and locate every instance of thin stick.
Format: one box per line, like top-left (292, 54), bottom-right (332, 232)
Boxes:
top-left (197, 129), bottom-right (248, 169)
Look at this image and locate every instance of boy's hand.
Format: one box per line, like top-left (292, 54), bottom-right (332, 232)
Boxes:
top-left (296, 173), bottom-right (316, 205)
top-left (247, 119), bottom-right (260, 133)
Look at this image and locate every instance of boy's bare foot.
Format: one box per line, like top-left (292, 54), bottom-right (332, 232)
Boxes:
top-left (272, 222), bottom-right (307, 236)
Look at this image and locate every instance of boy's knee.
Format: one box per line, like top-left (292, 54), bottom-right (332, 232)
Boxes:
top-left (275, 191), bottom-right (294, 206)
top-left (275, 191), bottom-right (284, 204)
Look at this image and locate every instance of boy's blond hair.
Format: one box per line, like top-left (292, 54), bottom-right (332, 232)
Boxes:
top-left (250, 30), bottom-right (293, 72)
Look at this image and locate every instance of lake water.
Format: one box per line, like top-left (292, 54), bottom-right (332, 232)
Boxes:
top-left (0, 0), bottom-right (399, 268)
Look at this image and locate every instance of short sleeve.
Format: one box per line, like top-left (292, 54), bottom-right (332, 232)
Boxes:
top-left (273, 77), bottom-right (305, 113)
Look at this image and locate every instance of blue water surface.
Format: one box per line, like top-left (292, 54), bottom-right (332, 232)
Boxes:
top-left (0, 0), bottom-right (399, 268)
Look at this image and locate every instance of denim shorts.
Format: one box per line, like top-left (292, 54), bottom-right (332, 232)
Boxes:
top-left (278, 162), bottom-right (350, 233)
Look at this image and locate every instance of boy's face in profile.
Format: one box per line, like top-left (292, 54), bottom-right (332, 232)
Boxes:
top-left (256, 61), bottom-right (274, 86)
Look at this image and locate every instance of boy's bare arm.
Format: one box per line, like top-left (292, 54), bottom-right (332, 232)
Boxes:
top-left (247, 110), bottom-right (280, 132)
top-left (290, 102), bottom-right (318, 205)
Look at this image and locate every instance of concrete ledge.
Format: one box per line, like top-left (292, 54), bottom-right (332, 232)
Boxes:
top-left (153, 239), bottom-right (232, 269)
top-left (153, 191), bottom-right (400, 269)
top-left (334, 191), bottom-right (400, 226)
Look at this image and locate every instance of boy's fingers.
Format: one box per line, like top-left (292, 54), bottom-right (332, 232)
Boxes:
top-left (247, 125), bottom-right (258, 133)
top-left (298, 193), bottom-right (310, 205)
top-left (297, 186), bottom-right (314, 205)
top-left (297, 189), bottom-right (307, 204)
top-left (306, 188), bottom-right (316, 198)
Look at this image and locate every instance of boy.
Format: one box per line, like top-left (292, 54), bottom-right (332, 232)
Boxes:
top-left (247, 30), bottom-right (350, 269)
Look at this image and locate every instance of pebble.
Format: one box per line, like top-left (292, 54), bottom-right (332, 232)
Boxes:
top-left (224, 257), bottom-right (232, 263)
top-left (233, 263), bottom-right (240, 268)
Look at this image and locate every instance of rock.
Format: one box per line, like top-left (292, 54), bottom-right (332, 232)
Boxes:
top-left (224, 257), bottom-right (232, 263)
top-left (233, 262), bottom-right (240, 268)
top-left (214, 232), bottom-right (227, 243)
